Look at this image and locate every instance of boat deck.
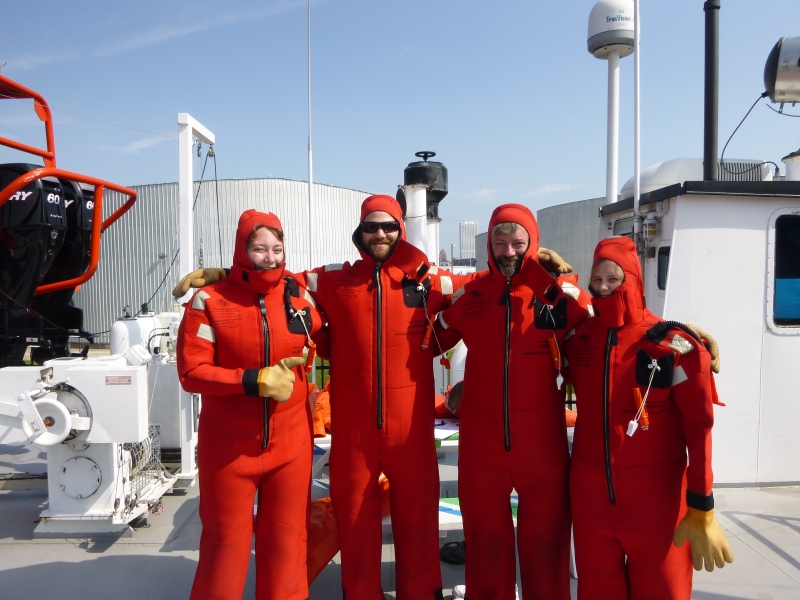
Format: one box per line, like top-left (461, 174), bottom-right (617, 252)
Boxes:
top-left (1, 456), bottom-right (799, 599)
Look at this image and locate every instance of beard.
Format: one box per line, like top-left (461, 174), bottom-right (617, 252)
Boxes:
top-left (496, 255), bottom-right (519, 277)
top-left (367, 239), bottom-right (394, 261)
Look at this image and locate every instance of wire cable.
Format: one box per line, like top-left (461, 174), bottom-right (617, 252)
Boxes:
top-left (0, 92), bottom-right (177, 139)
top-left (212, 148), bottom-right (223, 262)
top-left (766, 103), bottom-right (800, 118)
top-left (719, 92), bottom-right (777, 178)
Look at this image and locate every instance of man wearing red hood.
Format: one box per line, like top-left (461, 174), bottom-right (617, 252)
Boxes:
top-left (177, 210), bottom-right (327, 600)
top-left (564, 236), bottom-right (732, 599)
top-left (295, 194), bottom-right (462, 600)
top-left (435, 204), bottom-right (589, 600)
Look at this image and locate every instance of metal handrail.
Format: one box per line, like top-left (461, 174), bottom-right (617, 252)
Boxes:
top-left (0, 167), bottom-right (137, 294)
top-left (0, 74), bottom-right (56, 167)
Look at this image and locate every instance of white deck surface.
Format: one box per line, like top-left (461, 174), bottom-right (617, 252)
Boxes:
top-left (1, 442), bottom-right (799, 599)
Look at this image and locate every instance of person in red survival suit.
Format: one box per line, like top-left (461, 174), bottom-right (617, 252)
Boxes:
top-left (177, 209), bottom-right (328, 600)
top-left (296, 194), bottom-right (463, 600)
top-left (564, 236), bottom-right (733, 600)
top-left (434, 204), bottom-right (590, 600)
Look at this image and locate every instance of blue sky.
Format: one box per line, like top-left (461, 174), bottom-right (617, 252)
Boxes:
top-left (1, 0), bottom-right (797, 255)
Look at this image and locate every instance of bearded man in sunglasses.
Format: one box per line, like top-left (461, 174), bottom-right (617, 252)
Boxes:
top-left (173, 194), bottom-right (572, 600)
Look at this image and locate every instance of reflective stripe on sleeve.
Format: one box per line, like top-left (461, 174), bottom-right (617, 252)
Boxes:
top-left (304, 289), bottom-right (317, 307)
top-left (671, 365), bottom-right (689, 386)
top-left (438, 312), bottom-right (450, 330)
top-left (440, 275), bottom-right (453, 296)
top-left (307, 272), bottom-right (318, 292)
top-left (197, 323), bottom-right (216, 343)
top-left (192, 290), bottom-right (211, 310)
top-left (561, 282), bottom-right (580, 300)
top-left (324, 263), bottom-right (343, 272)
top-left (429, 265), bottom-right (439, 275)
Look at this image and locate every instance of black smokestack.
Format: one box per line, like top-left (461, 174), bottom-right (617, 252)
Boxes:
top-left (703, 0), bottom-right (720, 181)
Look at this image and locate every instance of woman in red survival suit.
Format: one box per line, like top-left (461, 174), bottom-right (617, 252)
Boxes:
top-left (564, 236), bottom-right (733, 600)
top-left (177, 209), bottom-right (328, 600)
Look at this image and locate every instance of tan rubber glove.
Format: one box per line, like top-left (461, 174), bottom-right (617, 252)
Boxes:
top-left (686, 323), bottom-right (720, 374)
top-left (445, 380), bottom-right (464, 414)
top-left (537, 247), bottom-right (572, 275)
top-left (673, 508), bottom-right (734, 572)
top-left (171, 268), bottom-right (227, 298)
top-left (257, 357), bottom-right (306, 402)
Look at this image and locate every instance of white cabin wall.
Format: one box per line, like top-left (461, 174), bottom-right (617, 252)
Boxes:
top-left (662, 195), bottom-right (770, 485)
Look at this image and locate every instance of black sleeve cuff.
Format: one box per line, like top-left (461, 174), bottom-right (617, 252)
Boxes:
top-left (686, 490), bottom-right (714, 511)
top-left (242, 369), bottom-right (260, 397)
top-left (224, 268), bottom-right (231, 276)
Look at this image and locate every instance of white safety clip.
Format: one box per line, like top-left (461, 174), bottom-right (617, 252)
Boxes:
top-left (626, 420), bottom-right (638, 437)
top-left (556, 374), bottom-right (564, 390)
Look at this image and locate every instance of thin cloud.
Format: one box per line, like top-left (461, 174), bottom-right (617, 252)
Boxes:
top-left (525, 183), bottom-right (574, 197)
top-left (103, 136), bottom-right (172, 154)
top-left (473, 188), bottom-right (495, 197)
top-left (10, 1), bottom-right (314, 71)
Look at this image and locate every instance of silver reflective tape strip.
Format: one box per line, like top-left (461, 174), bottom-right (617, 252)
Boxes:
top-left (324, 263), bottom-right (343, 272)
top-left (440, 275), bottom-right (453, 296)
top-left (451, 286), bottom-right (465, 304)
top-left (561, 282), bottom-right (580, 300)
top-left (672, 365), bottom-right (688, 386)
top-left (668, 334), bottom-right (694, 355)
top-left (197, 323), bottom-right (216, 343)
top-left (587, 304), bottom-right (595, 317)
top-left (565, 327), bottom-right (576, 341)
top-left (438, 312), bottom-right (450, 330)
top-left (307, 272), bottom-right (318, 293)
top-left (192, 290), bottom-right (211, 310)
top-left (429, 265), bottom-right (439, 275)
top-left (304, 289), bottom-right (317, 307)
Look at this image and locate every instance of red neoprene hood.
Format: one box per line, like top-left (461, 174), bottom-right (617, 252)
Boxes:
top-left (229, 209), bottom-right (286, 293)
top-left (486, 203), bottom-right (540, 277)
top-left (359, 194), bottom-right (407, 239)
top-left (591, 236), bottom-right (646, 327)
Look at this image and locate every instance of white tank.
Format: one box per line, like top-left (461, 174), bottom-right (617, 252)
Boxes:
top-left (109, 316), bottom-right (162, 355)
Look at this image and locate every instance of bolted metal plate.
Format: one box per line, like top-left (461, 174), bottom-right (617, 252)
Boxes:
top-left (58, 457), bottom-right (102, 499)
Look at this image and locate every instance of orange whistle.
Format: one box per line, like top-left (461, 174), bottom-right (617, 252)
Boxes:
top-left (632, 387), bottom-right (650, 428)
top-left (547, 335), bottom-right (561, 370)
top-left (422, 319), bottom-right (434, 350)
top-left (305, 341), bottom-right (317, 374)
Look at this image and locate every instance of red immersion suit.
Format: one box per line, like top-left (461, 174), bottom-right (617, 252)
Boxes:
top-left (178, 210), bottom-right (327, 600)
top-left (565, 236), bottom-right (717, 600)
top-left (435, 204), bottom-right (589, 600)
top-left (294, 195), bottom-right (465, 600)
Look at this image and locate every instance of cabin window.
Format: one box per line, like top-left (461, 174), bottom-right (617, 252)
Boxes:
top-left (613, 216), bottom-right (635, 238)
top-left (774, 215), bottom-right (800, 326)
top-left (657, 246), bottom-right (670, 291)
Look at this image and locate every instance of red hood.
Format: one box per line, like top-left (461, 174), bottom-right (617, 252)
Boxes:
top-left (352, 194), bottom-right (407, 265)
top-left (229, 209), bottom-right (286, 294)
top-left (591, 236), bottom-right (647, 327)
top-left (486, 203), bottom-right (540, 283)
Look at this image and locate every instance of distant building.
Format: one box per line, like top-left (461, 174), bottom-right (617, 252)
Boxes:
top-left (439, 248), bottom-right (447, 264)
top-left (475, 232), bottom-right (487, 270)
top-left (537, 196), bottom-right (605, 287)
top-left (450, 243), bottom-right (456, 261)
top-left (460, 221), bottom-right (478, 260)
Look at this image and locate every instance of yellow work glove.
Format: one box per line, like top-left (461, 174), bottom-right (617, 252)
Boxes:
top-left (537, 247), bottom-right (572, 275)
top-left (257, 357), bottom-right (306, 402)
top-left (686, 323), bottom-right (720, 374)
top-left (673, 508), bottom-right (734, 572)
top-left (171, 268), bottom-right (227, 298)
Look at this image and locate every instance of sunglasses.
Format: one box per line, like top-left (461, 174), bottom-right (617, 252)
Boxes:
top-left (360, 221), bottom-right (400, 234)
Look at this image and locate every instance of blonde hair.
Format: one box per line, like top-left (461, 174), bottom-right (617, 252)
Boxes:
top-left (247, 224), bottom-right (284, 248)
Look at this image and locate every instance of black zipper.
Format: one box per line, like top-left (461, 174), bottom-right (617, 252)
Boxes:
top-left (503, 279), bottom-right (512, 452)
top-left (603, 327), bottom-right (617, 504)
top-left (259, 295), bottom-right (271, 450)
top-left (375, 264), bottom-right (384, 430)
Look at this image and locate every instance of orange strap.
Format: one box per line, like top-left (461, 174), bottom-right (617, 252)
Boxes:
top-left (547, 335), bottom-right (561, 370)
top-left (632, 387), bottom-right (650, 428)
top-left (305, 341), bottom-right (317, 374)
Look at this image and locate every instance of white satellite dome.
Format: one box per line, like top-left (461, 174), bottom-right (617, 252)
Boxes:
top-left (587, 0), bottom-right (635, 59)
